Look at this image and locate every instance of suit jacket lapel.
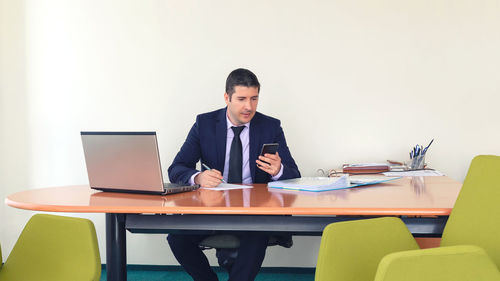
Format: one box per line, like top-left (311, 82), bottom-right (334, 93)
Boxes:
top-left (216, 108), bottom-right (227, 172)
top-left (249, 113), bottom-right (260, 182)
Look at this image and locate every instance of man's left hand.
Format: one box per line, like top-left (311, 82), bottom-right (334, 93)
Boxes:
top-left (256, 152), bottom-right (281, 177)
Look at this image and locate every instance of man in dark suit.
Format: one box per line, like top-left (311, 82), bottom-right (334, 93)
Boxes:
top-left (167, 68), bottom-right (300, 281)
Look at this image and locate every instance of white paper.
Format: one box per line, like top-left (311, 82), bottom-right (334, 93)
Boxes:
top-left (268, 175), bottom-right (401, 192)
top-left (268, 175), bottom-right (350, 191)
top-left (200, 183), bottom-right (253, 191)
top-left (383, 170), bottom-right (444, 177)
top-left (349, 176), bottom-right (398, 184)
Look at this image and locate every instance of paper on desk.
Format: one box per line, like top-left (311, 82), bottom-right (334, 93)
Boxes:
top-left (349, 176), bottom-right (398, 184)
top-left (268, 175), bottom-right (401, 192)
top-left (383, 170), bottom-right (444, 177)
top-left (268, 175), bottom-right (350, 192)
top-left (200, 183), bottom-right (253, 191)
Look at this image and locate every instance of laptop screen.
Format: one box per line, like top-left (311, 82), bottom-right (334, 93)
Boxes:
top-left (81, 132), bottom-right (165, 193)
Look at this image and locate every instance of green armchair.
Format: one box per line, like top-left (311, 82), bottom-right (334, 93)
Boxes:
top-left (0, 214), bottom-right (101, 281)
top-left (315, 155), bottom-right (500, 281)
top-left (375, 245), bottom-right (500, 281)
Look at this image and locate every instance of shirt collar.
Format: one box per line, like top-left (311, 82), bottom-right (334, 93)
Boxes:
top-left (226, 113), bottom-right (250, 130)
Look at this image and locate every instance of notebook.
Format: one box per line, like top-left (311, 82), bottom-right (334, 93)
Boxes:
top-left (81, 131), bottom-right (199, 195)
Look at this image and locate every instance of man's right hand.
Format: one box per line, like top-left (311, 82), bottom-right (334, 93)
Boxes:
top-left (194, 169), bottom-right (224, 188)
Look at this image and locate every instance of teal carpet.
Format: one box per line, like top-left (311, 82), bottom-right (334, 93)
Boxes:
top-left (100, 266), bottom-right (314, 281)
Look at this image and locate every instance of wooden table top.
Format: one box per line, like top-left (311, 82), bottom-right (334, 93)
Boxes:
top-left (5, 176), bottom-right (461, 216)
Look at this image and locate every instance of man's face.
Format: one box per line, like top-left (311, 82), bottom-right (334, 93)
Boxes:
top-left (224, 86), bottom-right (259, 125)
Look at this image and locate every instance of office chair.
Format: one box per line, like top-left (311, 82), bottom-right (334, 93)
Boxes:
top-left (0, 214), bottom-right (101, 281)
top-left (197, 190), bottom-right (295, 272)
top-left (374, 245), bottom-right (500, 281)
top-left (315, 155), bottom-right (500, 281)
top-left (200, 234), bottom-right (292, 272)
top-left (199, 234), bottom-right (240, 272)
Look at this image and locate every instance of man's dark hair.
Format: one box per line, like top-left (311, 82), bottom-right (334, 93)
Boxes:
top-left (225, 68), bottom-right (260, 100)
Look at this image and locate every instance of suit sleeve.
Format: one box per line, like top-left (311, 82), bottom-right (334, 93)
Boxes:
top-left (274, 124), bottom-right (301, 180)
top-left (168, 119), bottom-right (202, 185)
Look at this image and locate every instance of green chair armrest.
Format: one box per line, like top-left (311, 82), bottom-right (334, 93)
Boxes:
top-left (315, 217), bottom-right (419, 281)
top-left (374, 245), bottom-right (500, 281)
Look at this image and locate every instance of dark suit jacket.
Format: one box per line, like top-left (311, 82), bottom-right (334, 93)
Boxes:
top-left (168, 108), bottom-right (300, 184)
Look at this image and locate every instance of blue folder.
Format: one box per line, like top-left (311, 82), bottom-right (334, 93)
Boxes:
top-left (267, 175), bottom-right (401, 192)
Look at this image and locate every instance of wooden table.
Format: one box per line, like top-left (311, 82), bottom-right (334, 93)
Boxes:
top-left (6, 176), bottom-right (461, 281)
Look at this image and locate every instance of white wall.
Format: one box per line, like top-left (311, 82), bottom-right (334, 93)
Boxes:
top-left (0, 0), bottom-right (34, 263)
top-left (1, 0), bottom-right (499, 267)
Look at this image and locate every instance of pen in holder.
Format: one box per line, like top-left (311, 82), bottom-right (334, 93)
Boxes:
top-left (408, 139), bottom-right (433, 170)
top-left (409, 154), bottom-right (425, 170)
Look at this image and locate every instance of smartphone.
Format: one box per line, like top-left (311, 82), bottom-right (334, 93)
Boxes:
top-left (259, 143), bottom-right (279, 165)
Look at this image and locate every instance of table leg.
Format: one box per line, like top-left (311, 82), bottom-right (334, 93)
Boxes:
top-left (106, 213), bottom-right (127, 281)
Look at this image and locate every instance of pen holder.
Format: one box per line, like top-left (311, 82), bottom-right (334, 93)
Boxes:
top-left (409, 154), bottom-right (425, 170)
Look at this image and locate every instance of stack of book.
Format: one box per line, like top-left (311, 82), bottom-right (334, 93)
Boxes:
top-left (342, 163), bottom-right (390, 174)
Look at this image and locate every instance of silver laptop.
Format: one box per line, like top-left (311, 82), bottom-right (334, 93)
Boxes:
top-left (81, 132), bottom-right (199, 195)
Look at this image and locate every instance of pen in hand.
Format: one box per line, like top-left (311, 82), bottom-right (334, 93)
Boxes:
top-left (201, 163), bottom-right (227, 183)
